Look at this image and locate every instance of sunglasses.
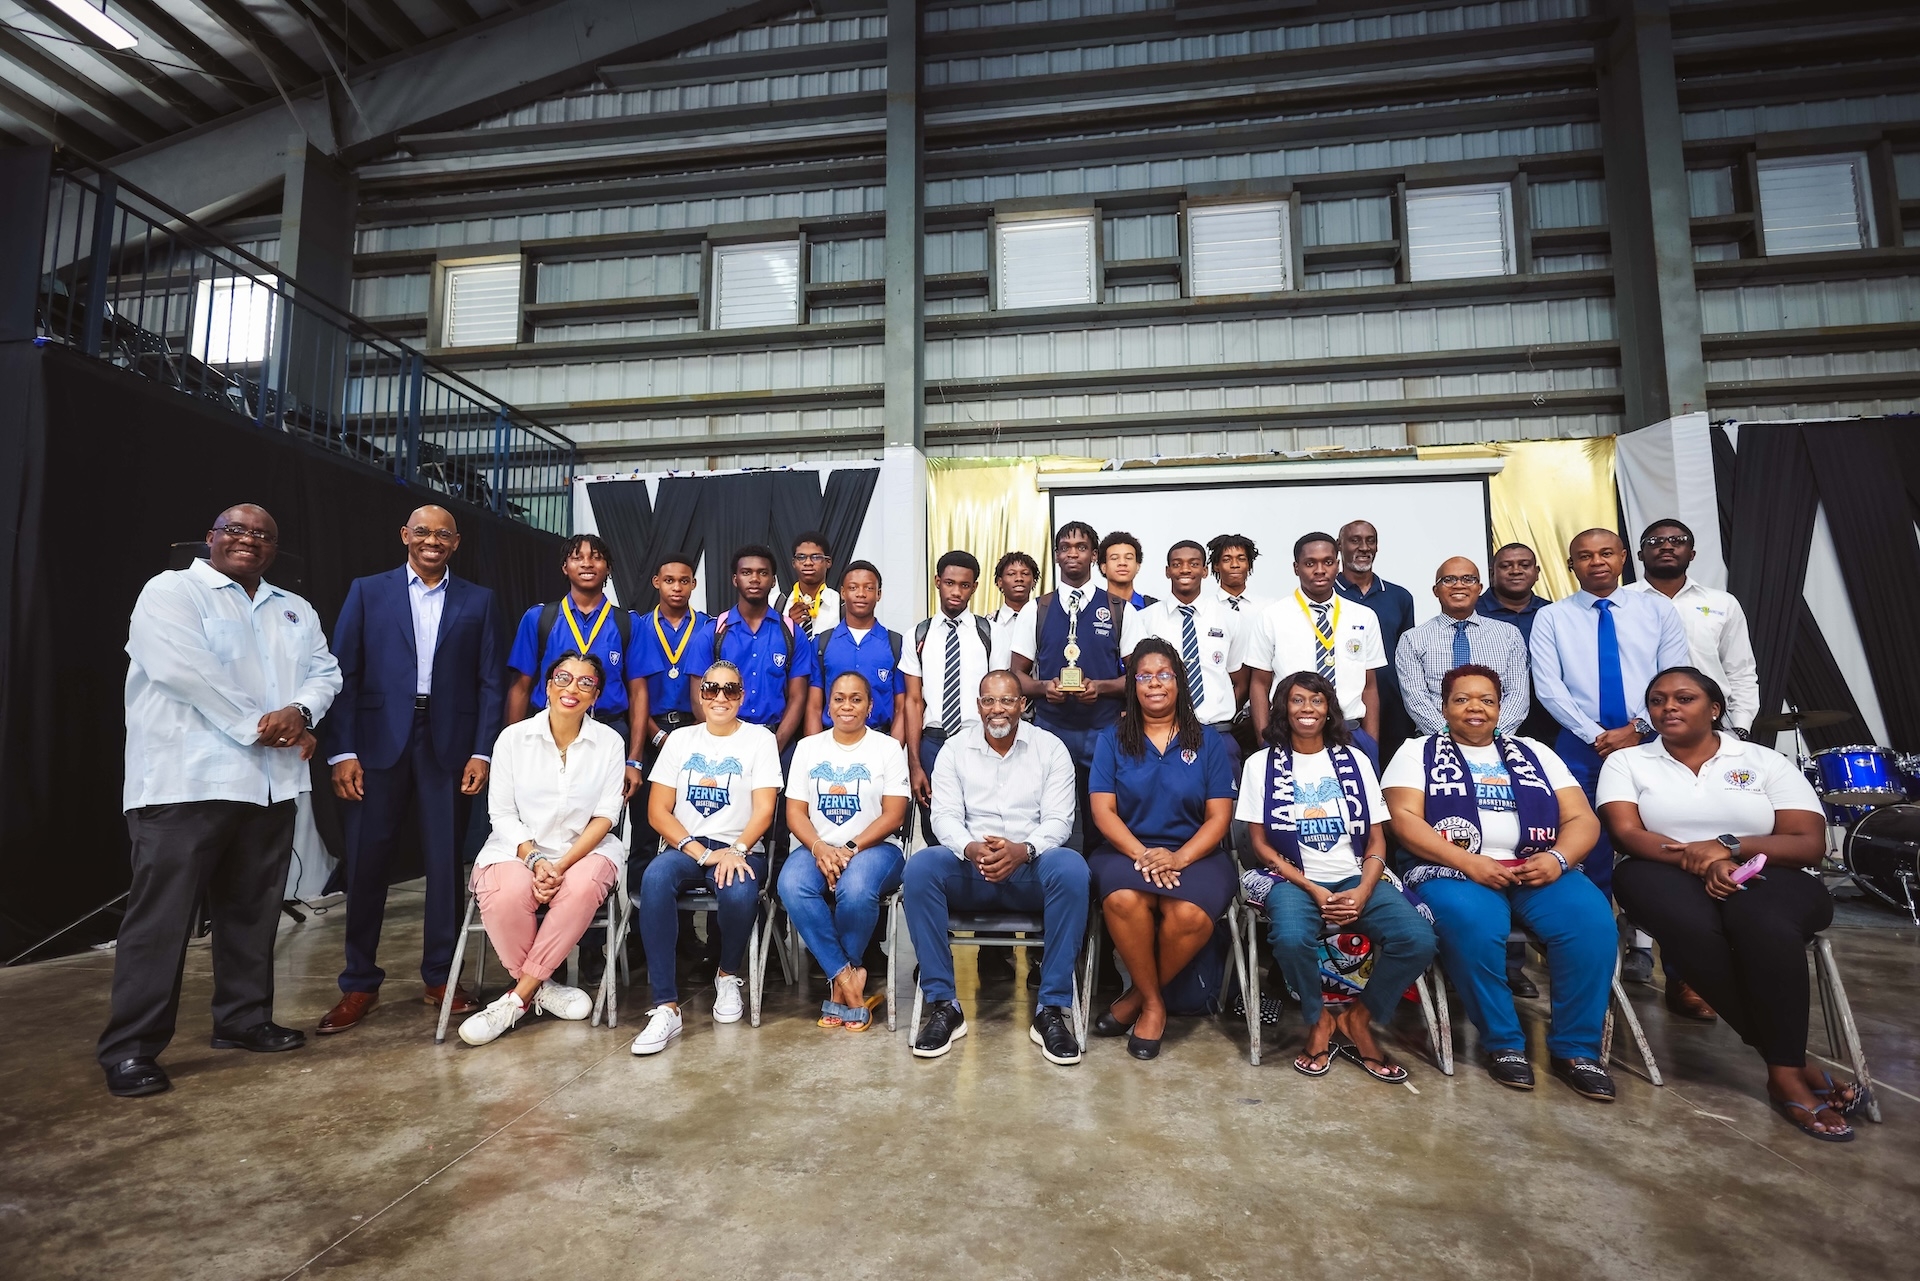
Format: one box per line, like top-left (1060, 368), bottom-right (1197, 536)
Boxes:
top-left (700, 681), bottom-right (745, 700)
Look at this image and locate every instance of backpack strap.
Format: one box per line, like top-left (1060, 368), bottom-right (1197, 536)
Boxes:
top-left (973, 615), bottom-right (993, 655)
top-left (613, 606), bottom-right (633, 655)
top-left (815, 629), bottom-right (833, 675)
top-left (710, 613), bottom-right (730, 663)
top-left (913, 617), bottom-right (931, 659)
top-left (887, 627), bottom-right (904, 667)
top-left (536, 600), bottom-right (560, 668)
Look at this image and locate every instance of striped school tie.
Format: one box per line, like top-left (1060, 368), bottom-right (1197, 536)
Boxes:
top-left (1312, 601), bottom-right (1335, 680)
top-left (1178, 604), bottom-right (1203, 695)
top-left (941, 617), bottom-right (963, 735)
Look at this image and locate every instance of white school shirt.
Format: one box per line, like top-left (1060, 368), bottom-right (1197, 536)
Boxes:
top-left (1119, 595), bottom-right (1245, 724)
top-left (650, 721), bottom-right (785, 849)
top-left (1596, 734), bottom-right (1823, 872)
top-left (786, 728), bottom-right (911, 849)
top-left (1621, 578), bottom-right (1760, 731)
top-left (1212, 583), bottom-right (1269, 632)
top-left (1245, 591), bottom-right (1386, 723)
top-left (1235, 747), bottom-right (1388, 884)
top-left (474, 712), bottom-right (626, 870)
top-left (775, 584), bottom-right (841, 636)
top-left (900, 612), bottom-right (997, 730)
top-left (989, 600), bottom-right (1032, 670)
top-left (123, 558), bottom-right (342, 811)
top-left (1380, 735), bottom-right (1579, 862)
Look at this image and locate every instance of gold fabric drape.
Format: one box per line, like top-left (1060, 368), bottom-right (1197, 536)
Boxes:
top-left (1419, 439), bottom-right (1619, 601)
top-left (923, 456), bottom-right (1102, 615)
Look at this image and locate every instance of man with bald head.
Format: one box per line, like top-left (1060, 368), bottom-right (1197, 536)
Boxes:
top-left (319, 505), bottom-right (503, 1034)
top-left (1528, 528), bottom-right (1690, 900)
top-left (103, 505), bottom-right (341, 1097)
top-left (1394, 557), bottom-right (1531, 738)
top-left (1333, 519), bottom-right (1417, 761)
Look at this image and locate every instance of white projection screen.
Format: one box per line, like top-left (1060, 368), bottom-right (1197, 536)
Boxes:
top-left (1046, 461), bottom-right (1499, 627)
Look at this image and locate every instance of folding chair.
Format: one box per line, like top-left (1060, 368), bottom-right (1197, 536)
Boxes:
top-left (786, 889), bottom-right (904, 1006)
top-left (1810, 933), bottom-right (1883, 1123)
top-left (671, 844), bottom-right (792, 1028)
top-left (888, 899), bottom-right (1099, 1050)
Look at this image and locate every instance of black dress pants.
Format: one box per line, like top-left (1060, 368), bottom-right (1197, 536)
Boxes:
top-left (1613, 857), bottom-right (1833, 1068)
top-left (98, 799), bottom-right (296, 1065)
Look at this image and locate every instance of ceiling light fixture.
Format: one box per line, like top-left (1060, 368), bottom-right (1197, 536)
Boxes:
top-left (49, 0), bottom-right (138, 50)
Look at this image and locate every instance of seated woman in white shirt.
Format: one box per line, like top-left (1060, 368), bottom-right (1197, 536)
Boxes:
top-left (1238, 671), bottom-right (1435, 1082)
top-left (460, 652), bottom-right (625, 1047)
top-left (1381, 663), bottom-right (1616, 1100)
top-left (1599, 666), bottom-right (1862, 1142)
top-left (778, 671), bottom-right (912, 1032)
top-left (630, 661), bottom-right (785, 1056)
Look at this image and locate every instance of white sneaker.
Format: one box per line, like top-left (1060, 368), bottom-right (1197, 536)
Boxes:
top-left (630, 1005), bottom-right (682, 1055)
top-left (533, 979), bottom-right (592, 1021)
top-left (458, 992), bottom-right (525, 1046)
top-left (712, 974), bottom-right (745, 1024)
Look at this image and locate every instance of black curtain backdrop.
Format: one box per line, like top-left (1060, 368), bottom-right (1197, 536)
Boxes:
top-left (820, 466), bottom-right (881, 588)
top-left (0, 344), bottom-right (563, 962)
top-left (1723, 423), bottom-right (1821, 725)
top-left (584, 480), bottom-right (655, 608)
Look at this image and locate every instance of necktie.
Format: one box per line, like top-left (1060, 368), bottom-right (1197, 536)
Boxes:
top-left (1068, 588), bottom-right (1083, 615)
top-left (1595, 598), bottom-right (1629, 730)
top-left (941, 617), bottom-right (963, 735)
top-left (1311, 601), bottom-right (1335, 680)
top-left (1451, 619), bottom-right (1471, 669)
top-left (1226, 595), bottom-right (1242, 612)
top-left (1178, 604), bottom-right (1203, 695)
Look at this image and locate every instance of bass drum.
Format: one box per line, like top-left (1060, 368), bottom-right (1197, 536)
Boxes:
top-left (1843, 804), bottom-right (1920, 916)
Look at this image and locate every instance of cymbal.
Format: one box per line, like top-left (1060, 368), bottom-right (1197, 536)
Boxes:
top-left (1751, 708), bottom-right (1852, 734)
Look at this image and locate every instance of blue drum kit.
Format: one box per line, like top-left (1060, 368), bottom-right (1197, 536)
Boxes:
top-left (1764, 707), bottom-right (1920, 922)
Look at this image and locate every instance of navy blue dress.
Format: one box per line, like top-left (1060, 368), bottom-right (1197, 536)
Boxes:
top-left (1087, 725), bottom-right (1238, 917)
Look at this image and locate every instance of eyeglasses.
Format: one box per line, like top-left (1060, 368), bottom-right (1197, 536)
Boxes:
top-left (1641, 534), bottom-right (1693, 549)
top-left (793, 552), bottom-right (829, 564)
top-left (1133, 671), bottom-right (1179, 686)
top-left (548, 672), bottom-right (601, 691)
top-left (700, 681), bottom-right (745, 700)
top-left (978, 696), bottom-right (1023, 709)
top-left (409, 527), bottom-right (457, 543)
top-left (215, 524), bottom-right (277, 544)
top-left (1436, 574), bottom-right (1481, 587)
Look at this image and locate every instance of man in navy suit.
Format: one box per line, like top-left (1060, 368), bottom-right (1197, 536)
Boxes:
top-left (317, 505), bottom-right (504, 1033)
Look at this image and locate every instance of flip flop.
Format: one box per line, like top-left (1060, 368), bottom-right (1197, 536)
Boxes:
top-left (1294, 1046), bottom-right (1335, 1077)
top-left (1773, 1097), bottom-right (1854, 1143)
top-left (816, 1000), bottom-right (851, 1029)
top-left (842, 992), bottom-right (885, 1033)
top-left (1338, 1042), bottom-right (1410, 1084)
top-left (1813, 1072), bottom-right (1869, 1117)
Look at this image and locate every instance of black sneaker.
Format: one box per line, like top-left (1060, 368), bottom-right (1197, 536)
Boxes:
top-left (912, 1000), bottom-right (968, 1058)
top-left (1488, 1051), bottom-right (1536, 1090)
top-left (1507, 968), bottom-right (1540, 999)
top-left (1551, 1055), bottom-right (1617, 1102)
top-left (1030, 1005), bottom-right (1082, 1065)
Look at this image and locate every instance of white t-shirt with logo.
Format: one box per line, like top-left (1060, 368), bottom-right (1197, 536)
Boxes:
top-left (1235, 747), bottom-right (1387, 884)
top-left (785, 728), bottom-right (911, 850)
top-left (650, 721), bottom-right (784, 849)
top-left (1596, 734), bottom-right (1822, 862)
top-left (1381, 735), bottom-right (1578, 861)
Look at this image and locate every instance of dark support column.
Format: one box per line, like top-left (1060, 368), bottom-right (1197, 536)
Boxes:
top-left (277, 139), bottom-right (357, 425)
top-left (878, 0), bottom-right (927, 625)
top-left (0, 147), bottom-right (53, 343)
top-left (1598, 0), bottom-right (1706, 430)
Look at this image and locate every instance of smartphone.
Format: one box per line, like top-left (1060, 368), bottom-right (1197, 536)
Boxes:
top-left (1728, 853), bottom-right (1767, 885)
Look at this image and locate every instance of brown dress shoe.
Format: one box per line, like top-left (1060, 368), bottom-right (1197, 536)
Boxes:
top-left (1665, 978), bottom-right (1718, 1021)
top-left (318, 990), bottom-right (378, 1034)
top-left (424, 983), bottom-right (480, 1015)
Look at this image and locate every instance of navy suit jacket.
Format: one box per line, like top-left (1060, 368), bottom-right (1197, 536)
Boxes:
top-left (327, 567), bottom-right (504, 773)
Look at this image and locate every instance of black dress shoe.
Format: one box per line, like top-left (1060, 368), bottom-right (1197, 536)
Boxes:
top-left (210, 1021), bottom-right (307, 1053)
top-left (1507, 969), bottom-right (1540, 999)
top-left (1488, 1051), bottom-right (1536, 1090)
top-left (104, 1057), bottom-right (170, 1098)
top-left (1126, 1031), bottom-right (1161, 1060)
top-left (912, 1000), bottom-right (968, 1059)
top-left (1092, 1010), bottom-right (1134, 1038)
top-left (1030, 1005), bottom-right (1082, 1065)
top-left (1551, 1055), bottom-right (1617, 1102)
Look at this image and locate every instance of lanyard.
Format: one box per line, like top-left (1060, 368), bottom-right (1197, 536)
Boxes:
top-left (652, 608), bottom-right (694, 674)
top-left (563, 597), bottom-right (612, 658)
top-left (795, 584), bottom-right (824, 620)
top-left (1295, 590), bottom-right (1340, 651)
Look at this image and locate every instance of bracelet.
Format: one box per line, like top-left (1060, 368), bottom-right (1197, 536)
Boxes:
top-left (1362, 854), bottom-right (1386, 869)
top-left (1549, 850), bottom-right (1570, 873)
top-left (625, 759), bottom-right (644, 771)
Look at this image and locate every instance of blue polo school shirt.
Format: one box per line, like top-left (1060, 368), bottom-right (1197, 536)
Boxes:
top-left (630, 607), bottom-right (707, 717)
top-left (707, 608), bottom-right (817, 728)
top-left (810, 622), bottom-right (905, 730)
top-left (506, 598), bottom-right (638, 714)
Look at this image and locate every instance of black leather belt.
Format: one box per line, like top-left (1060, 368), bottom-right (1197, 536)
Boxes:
top-left (920, 726), bottom-right (950, 742)
top-left (413, 694), bottom-right (430, 711)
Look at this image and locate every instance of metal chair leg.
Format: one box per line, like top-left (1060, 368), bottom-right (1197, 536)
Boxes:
top-left (437, 894), bottom-right (478, 1045)
top-left (887, 896), bottom-right (900, 1033)
top-left (1606, 952), bottom-right (1663, 1086)
top-left (1415, 968), bottom-right (1453, 1076)
top-left (1815, 936), bottom-right (1881, 1123)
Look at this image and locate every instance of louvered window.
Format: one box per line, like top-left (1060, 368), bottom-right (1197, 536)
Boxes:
top-left (189, 276), bottom-right (277, 364)
top-left (995, 216), bottom-right (1096, 310)
top-left (1405, 184), bottom-right (1515, 281)
top-left (710, 241), bottom-right (801, 329)
top-left (442, 260), bottom-right (521, 347)
top-left (1758, 155), bottom-right (1874, 255)
top-left (1187, 201), bottom-right (1290, 296)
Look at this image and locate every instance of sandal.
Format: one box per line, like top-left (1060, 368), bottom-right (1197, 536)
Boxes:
top-left (816, 1000), bottom-right (851, 1029)
top-left (1294, 1046), bottom-right (1336, 1077)
top-left (1338, 1042), bottom-right (1410, 1084)
top-left (1773, 1097), bottom-right (1855, 1143)
top-left (1813, 1072), bottom-right (1869, 1117)
top-left (841, 993), bottom-right (884, 1033)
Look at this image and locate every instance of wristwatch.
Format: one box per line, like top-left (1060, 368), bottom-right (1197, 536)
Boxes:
top-left (1025, 842), bottom-right (1039, 864)
top-left (729, 842), bottom-right (751, 856)
top-left (1631, 716), bottom-right (1654, 739)
top-left (293, 703), bottom-right (314, 731)
top-left (1715, 834), bottom-right (1742, 858)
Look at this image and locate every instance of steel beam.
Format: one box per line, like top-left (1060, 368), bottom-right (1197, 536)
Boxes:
top-left (109, 0), bottom-right (269, 108)
top-left (0, 80), bottom-right (118, 156)
top-left (0, 29), bottom-right (167, 144)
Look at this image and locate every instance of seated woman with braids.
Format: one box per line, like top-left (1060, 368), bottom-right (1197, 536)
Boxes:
top-left (1238, 670), bottom-right (1435, 1082)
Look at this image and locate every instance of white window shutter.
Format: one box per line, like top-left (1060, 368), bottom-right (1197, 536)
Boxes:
top-left (443, 261), bottom-right (522, 347)
top-left (711, 241), bottom-right (801, 329)
top-left (1405, 185), bottom-right (1515, 281)
top-left (1759, 156), bottom-right (1872, 255)
top-left (996, 216), bottom-right (1096, 309)
top-left (1187, 201), bottom-right (1290, 296)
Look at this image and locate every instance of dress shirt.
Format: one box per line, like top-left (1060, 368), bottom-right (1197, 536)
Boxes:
top-left (928, 722), bottom-right (1077, 856)
top-left (1621, 578), bottom-right (1760, 731)
top-left (1395, 612), bottom-right (1531, 736)
top-left (1597, 734), bottom-right (1822, 873)
top-left (1475, 591), bottom-right (1552, 645)
top-left (1245, 591), bottom-right (1385, 722)
top-left (775, 583), bottom-right (841, 635)
top-left (124, 557), bottom-right (342, 811)
top-left (1529, 588), bottom-right (1691, 745)
top-left (1334, 573), bottom-right (1416, 694)
top-left (1211, 584), bottom-right (1269, 636)
top-left (406, 568), bottom-right (446, 696)
top-left (900, 610), bottom-right (997, 729)
top-left (994, 600), bottom-right (1036, 668)
top-left (1119, 594), bottom-right (1245, 724)
top-left (473, 711), bottom-right (626, 870)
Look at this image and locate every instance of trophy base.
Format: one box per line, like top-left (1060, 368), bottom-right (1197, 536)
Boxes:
top-left (1057, 665), bottom-right (1086, 693)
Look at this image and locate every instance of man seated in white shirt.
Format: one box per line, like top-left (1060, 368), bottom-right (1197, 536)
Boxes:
top-left (100, 505), bottom-right (342, 1098)
top-left (1622, 519), bottom-right (1759, 736)
top-left (1120, 539), bottom-right (1248, 749)
top-left (901, 672), bottom-right (1090, 1065)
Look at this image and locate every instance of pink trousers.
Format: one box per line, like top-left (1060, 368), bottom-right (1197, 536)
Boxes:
top-left (472, 857), bottom-right (618, 983)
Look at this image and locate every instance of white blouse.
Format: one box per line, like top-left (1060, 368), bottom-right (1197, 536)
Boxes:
top-left (474, 711), bottom-right (626, 870)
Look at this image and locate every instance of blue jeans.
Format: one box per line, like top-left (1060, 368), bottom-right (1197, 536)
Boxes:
top-left (638, 849), bottom-right (768, 1005)
top-left (1554, 730), bottom-right (1615, 900)
top-left (1418, 871), bottom-right (1617, 1059)
top-left (903, 845), bottom-right (1089, 1009)
top-left (1266, 875), bottom-right (1436, 1027)
top-left (777, 842), bottom-right (905, 978)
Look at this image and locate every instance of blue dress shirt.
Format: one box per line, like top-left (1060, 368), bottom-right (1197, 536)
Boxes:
top-left (1335, 573), bottom-right (1416, 697)
top-left (1475, 591), bottom-right (1552, 645)
top-left (1529, 588), bottom-right (1691, 744)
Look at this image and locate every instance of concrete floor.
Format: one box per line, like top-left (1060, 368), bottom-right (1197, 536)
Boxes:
top-left (1, 882), bottom-right (1915, 1281)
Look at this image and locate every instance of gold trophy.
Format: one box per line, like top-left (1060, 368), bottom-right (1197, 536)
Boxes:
top-left (1058, 606), bottom-right (1086, 692)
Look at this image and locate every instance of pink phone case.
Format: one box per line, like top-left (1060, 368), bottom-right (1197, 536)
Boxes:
top-left (1729, 853), bottom-right (1767, 885)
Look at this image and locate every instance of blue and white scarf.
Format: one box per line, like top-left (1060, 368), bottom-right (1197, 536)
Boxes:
top-left (1261, 743), bottom-right (1371, 869)
top-left (1403, 733), bottom-right (1559, 889)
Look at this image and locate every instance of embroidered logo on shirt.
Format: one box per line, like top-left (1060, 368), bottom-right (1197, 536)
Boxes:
top-left (877, 668), bottom-right (891, 681)
top-left (1180, 748), bottom-right (1197, 764)
top-left (1723, 768), bottom-right (1758, 790)
top-left (1211, 650), bottom-right (1224, 665)
top-left (1208, 628), bottom-right (1225, 638)
top-left (682, 752), bottom-right (743, 817)
top-left (1434, 815), bottom-right (1482, 853)
top-left (1095, 607), bottom-right (1112, 623)
top-left (283, 611), bottom-right (298, 623)
top-left (609, 650), bottom-right (621, 667)
top-left (808, 760), bottom-right (871, 824)
top-left (1343, 638), bottom-right (1363, 656)
top-left (773, 651), bottom-right (786, 668)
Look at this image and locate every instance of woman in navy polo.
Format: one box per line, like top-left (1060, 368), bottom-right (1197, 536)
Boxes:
top-left (1087, 638), bottom-right (1237, 1060)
